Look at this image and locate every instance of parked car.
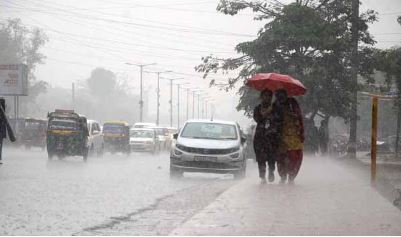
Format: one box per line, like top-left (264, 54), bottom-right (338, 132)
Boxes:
top-left (103, 121), bottom-right (131, 155)
top-left (170, 119), bottom-right (247, 179)
top-left (129, 128), bottom-right (159, 153)
top-left (87, 120), bottom-right (104, 157)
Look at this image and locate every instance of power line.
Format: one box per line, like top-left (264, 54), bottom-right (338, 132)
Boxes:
top-left (4, 1), bottom-right (242, 51)
top-left (1, 1), bottom-right (255, 38)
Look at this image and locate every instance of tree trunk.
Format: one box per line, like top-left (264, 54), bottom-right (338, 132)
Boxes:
top-left (348, 0), bottom-right (359, 159)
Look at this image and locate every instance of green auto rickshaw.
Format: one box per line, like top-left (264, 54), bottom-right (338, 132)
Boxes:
top-left (46, 109), bottom-right (89, 161)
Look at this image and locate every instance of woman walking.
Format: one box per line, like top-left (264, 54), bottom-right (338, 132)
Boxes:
top-left (253, 89), bottom-right (282, 184)
top-left (275, 89), bottom-right (304, 184)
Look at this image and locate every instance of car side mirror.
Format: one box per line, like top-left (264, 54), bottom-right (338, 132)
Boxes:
top-left (173, 133), bottom-right (178, 139)
top-left (241, 136), bottom-right (247, 144)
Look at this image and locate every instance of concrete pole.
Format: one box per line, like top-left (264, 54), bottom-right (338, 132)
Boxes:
top-left (170, 79), bottom-right (173, 127)
top-left (177, 84), bottom-right (180, 129)
top-left (156, 72), bottom-right (160, 126)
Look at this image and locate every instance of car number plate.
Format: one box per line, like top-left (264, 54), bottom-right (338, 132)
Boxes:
top-left (56, 142), bottom-right (64, 150)
top-left (194, 156), bottom-right (217, 162)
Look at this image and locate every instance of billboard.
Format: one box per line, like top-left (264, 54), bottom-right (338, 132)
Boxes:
top-left (0, 64), bottom-right (28, 96)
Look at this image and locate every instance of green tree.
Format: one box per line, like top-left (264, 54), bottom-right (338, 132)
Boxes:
top-left (86, 67), bottom-right (117, 97)
top-left (197, 0), bottom-right (376, 145)
top-left (0, 18), bottom-right (48, 116)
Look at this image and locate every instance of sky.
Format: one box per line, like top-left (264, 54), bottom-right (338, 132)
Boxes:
top-left (0, 0), bottom-right (400, 127)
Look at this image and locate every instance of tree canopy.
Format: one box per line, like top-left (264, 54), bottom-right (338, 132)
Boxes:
top-left (196, 0), bottom-right (377, 123)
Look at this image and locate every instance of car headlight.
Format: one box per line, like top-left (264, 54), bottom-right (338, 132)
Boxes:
top-left (229, 146), bottom-right (240, 153)
top-left (230, 152), bottom-right (240, 158)
top-left (174, 149), bottom-right (183, 156)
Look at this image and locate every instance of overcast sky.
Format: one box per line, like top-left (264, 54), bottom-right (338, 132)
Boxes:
top-left (1, 0), bottom-right (400, 127)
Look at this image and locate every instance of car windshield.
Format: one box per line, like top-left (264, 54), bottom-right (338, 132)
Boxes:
top-left (180, 122), bottom-right (237, 140)
top-left (25, 121), bottom-right (41, 130)
top-left (130, 130), bottom-right (153, 138)
top-left (103, 124), bottom-right (124, 134)
top-left (49, 119), bottom-right (78, 131)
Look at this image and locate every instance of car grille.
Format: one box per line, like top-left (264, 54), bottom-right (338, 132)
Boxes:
top-left (175, 144), bottom-right (238, 155)
top-left (176, 161), bottom-right (240, 169)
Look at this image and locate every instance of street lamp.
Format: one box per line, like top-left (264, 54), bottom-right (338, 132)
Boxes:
top-left (176, 82), bottom-right (190, 129)
top-left (125, 62), bottom-right (156, 122)
top-left (201, 96), bottom-right (212, 119)
top-left (190, 89), bottom-right (204, 119)
top-left (196, 92), bottom-right (209, 119)
top-left (160, 77), bottom-right (184, 127)
top-left (145, 70), bottom-right (173, 125)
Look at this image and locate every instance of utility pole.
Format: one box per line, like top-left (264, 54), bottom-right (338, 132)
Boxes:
top-left (126, 62), bottom-right (156, 122)
top-left (197, 94), bottom-right (200, 119)
top-left (72, 82), bottom-right (75, 110)
top-left (186, 88), bottom-right (190, 121)
top-left (146, 70), bottom-right (172, 126)
top-left (192, 91), bottom-right (196, 119)
top-left (348, 0), bottom-right (359, 158)
top-left (177, 84), bottom-right (180, 129)
top-left (161, 77), bottom-right (183, 127)
top-left (176, 83), bottom-right (189, 129)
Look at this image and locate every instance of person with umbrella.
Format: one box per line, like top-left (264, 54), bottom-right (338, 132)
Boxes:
top-left (247, 73), bottom-right (306, 184)
top-left (252, 89), bottom-right (282, 184)
top-left (275, 89), bottom-right (304, 184)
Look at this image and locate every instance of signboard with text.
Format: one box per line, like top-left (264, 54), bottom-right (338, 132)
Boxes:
top-left (0, 64), bottom-right (28, 96)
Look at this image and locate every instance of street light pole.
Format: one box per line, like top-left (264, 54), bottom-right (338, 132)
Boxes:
top-left (161, 77), bottom-right (183, 127)
top-left (177, 84), bottom-right (180, 129)
top-left (176, 83), bottom-right (190, 129)
top-left (147, 70), bottom-right (172, 126)
top-left (125, 62), bottom-right (156, 122)
top-left (197, 94), bottom-right (200, 119)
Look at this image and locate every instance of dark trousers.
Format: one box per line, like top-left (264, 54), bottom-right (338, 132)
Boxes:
top-left (0, 138), bottom-right (3, 162)
top-left (257, 156), bottom-right (275, 178)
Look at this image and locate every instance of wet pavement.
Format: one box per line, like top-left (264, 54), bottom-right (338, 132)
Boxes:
top-left (2, 148), bottom-right (401, 235)
top-left (171, 156), bottom-right (401, 235)
top-left (0, 148), bottom-right (236, 235)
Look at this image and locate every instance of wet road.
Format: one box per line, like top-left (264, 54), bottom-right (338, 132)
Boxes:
top-left (0, 148), bottom-right (237, 235)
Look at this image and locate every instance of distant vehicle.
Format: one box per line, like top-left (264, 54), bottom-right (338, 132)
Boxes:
top-left (149, 126), bottom-right (169, 150)
top-left (170, 119), bottom-right (247, 179)
top-left (21, 118), bottom-right (47, 150)
top-left (129, 128), bottom-right (159, 153)
top-left (103, 121), bottom-right (131, 155)
top-left (87, 120), bottom-right (104, 157)
top-left (46, 109), bottom-right (89, 160)
top-left (133, 122), bottom-right (156, 128)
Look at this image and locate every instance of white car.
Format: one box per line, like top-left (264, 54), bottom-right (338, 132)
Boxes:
top-left (87, 120), bottom-right (104, 157)
top-left (149, 127), bottom-right (170, 150)
top-left (129, 128), bottom-right (159, 153)
top-left (170, 119), bottom-right (247, 179)
top-left (133, 122), bottom-right (156, 128)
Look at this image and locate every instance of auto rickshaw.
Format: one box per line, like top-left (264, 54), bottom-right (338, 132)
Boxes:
top-left (22, 118), bottom-right (47, 150)
top-left (102, 121), bottom-right (130, 155)
top-left (46, 109), bottom-right (89, 160)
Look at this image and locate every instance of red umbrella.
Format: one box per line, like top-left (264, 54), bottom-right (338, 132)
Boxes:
top-left (246, 73), bottom-right (306, 96)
